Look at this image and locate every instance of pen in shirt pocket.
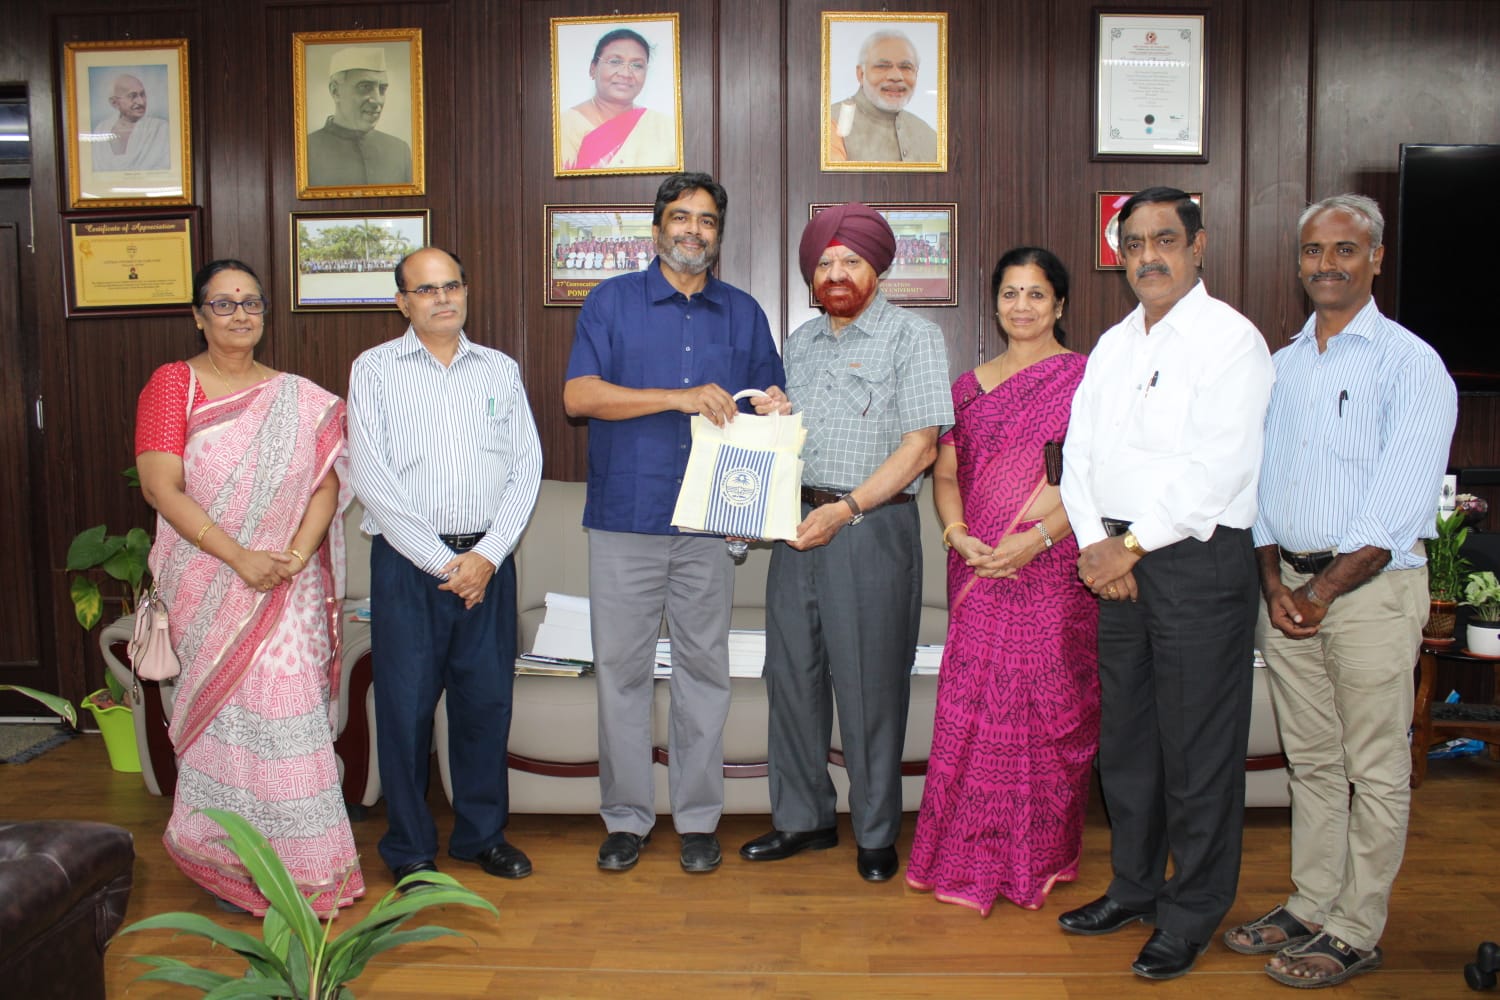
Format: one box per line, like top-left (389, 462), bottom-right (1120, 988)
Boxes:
top-left (487, 397), bottom-right (495, 416)
top-left (1338, 389), bottom-right (1349, 416)
top-left (1143, 371), bottom-right (1159, 397)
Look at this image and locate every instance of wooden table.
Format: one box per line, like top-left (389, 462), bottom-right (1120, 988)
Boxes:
top-left (1411, 642), bottom-right (1500, 787)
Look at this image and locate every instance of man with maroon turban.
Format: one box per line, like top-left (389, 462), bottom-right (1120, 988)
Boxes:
top-left (740, 203), bottom-right (952, 882)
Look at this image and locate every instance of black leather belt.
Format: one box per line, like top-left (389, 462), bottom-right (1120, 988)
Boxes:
top-left (1101, 517), bottom-right (1131, 537)
top-left (1279, 547), bottom-right (1336, 574)
top-left (801, 486), bottom-right (914, 507)
top-left (440, 532), bottom-right (485, 552)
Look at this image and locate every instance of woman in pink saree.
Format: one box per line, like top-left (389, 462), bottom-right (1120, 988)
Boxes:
top-left (559, 27), bottom-right (676, 172)
top-left (136, 259), bottom-right (364, 915)
top-left (906, 247), bottom-right (1099, 914)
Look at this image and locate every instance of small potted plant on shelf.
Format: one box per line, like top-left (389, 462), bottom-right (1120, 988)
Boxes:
top-left (1461, 570), bottom-right (1500, 657)
top-left (1425, 510), bottom-right (1472, 644)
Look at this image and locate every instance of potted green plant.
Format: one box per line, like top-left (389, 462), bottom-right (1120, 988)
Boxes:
top-left (1425, 510), bottom-right (1472, 644)
top-left (1461, 570), bottom-right (1500, 657)
top-left (117, 808), bottom-right (498, 998)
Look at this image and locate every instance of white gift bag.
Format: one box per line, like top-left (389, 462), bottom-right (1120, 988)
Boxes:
top-left (671, 389), bottom-right (806, 541)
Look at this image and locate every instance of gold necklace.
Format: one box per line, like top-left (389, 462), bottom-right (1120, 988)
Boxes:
top-left (208, 355), bottom-right (260, 393)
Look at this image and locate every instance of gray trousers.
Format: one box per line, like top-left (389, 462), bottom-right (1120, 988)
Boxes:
top-left (763, 501), bottom-right (921, 848)
top-left (589, 529), bottom-right (733, 836)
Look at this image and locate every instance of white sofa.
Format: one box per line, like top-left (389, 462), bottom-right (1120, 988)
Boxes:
top-left (102, 481), bottom-right (1291, 812)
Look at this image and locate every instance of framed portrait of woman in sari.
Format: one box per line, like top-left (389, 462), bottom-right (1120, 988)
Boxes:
top-left (551, 14), bottom-right (683, 177)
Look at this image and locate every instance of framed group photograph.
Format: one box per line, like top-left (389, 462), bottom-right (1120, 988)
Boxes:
top-left (545, 204), bottom-right (654, 306)
top-left (1093, 11), bottom-right (1208, 161)
top-left (294, 28), bottom-right (425, 199)
top-left (62, 39), bottom-right (191, 209)
top-left (1096, 190), bottom-right (1203, 269)
top-left (551, 14), bottom-right (683, 177)
top-left (291, 209), bottom-right (428, 311)
top-left (807, 202), bottom-right (957, 306)
top-left (62, 209), bottom-right (198, 317)
top-left (821, 12), bottom-right (948, 173)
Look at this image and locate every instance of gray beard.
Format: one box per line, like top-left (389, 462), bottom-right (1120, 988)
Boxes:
top-left (657, 237), bottom-right (718, 276)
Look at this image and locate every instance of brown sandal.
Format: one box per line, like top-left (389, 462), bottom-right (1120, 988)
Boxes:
top-left (1224, 904), bottom-right (1317, 955)
top-left (1265, 932), bottom-right (1382, 989)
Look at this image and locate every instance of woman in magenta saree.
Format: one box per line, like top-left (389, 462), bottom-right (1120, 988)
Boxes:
top-left (907, 247), bottom-right (1099, 914)
top-left (137, 260), bottom-right (363, 915)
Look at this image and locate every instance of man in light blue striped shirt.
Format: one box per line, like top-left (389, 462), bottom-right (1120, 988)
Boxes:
top-left (1227, 195), bottom-right (1456, 988)
top-left (348, 247), bottom-right (542, 888)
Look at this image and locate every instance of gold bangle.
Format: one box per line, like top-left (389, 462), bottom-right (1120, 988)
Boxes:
top-left (194, 521), bottom-right (214, 547)
top-left (942, 521), bottom-right (969, 549)
top-left (288, 547), bottom-right (306, 566)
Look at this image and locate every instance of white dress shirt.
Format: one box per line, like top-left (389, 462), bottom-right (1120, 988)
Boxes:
top-left (1061, 280), bottom-right (1274, 552)
top-left (348, 328), bottom-right (542, 577)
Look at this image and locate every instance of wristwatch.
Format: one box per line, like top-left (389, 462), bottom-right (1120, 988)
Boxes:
top-left (1121, 529), bottom-right (1146, 557)
top-left (839, 493), bottom-right (865, 526)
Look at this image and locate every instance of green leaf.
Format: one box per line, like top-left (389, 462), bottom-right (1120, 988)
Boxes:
top-left (201, 979), bottom-right (302, 1000)
top-left (123, 465), bottom-right (141, 488)
top-left (197, 810), bottom-right (323, 948)
top-left (117, 911), bottom-right (285, 970)
top-left (66, 525), bottom-right (116, 570)
top-left (0, 684), bottom-right (78, 727)
top-left (133, 956), bottom-right (238, 992)
top-left (70, 576), bottom-right (103, 630)
top-left (332, 926), bottom-right (467, 985)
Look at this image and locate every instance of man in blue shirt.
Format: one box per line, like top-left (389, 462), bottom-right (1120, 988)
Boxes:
top-left (564, 173), bottom-right (786, 874)
top-left (1225, 195), bottom-right (1456, 988)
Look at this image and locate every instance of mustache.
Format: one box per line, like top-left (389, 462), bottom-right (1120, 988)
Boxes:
top-left (1310, 271), bottom-right (1349, 281)
top-left (1134, 263), bottom-right (1171, 280)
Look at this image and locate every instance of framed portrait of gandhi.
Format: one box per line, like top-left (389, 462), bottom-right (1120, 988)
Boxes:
top-left (294, 28), bottom-right (426, 199)
top-left (62, 39), bottom-right (191, 209)
top-left (820, 12), bottom-right (948, 173)
top-left (551, 14), bottom-right (683, 178)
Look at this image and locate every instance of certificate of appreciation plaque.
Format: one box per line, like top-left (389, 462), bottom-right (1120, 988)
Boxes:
top-left (64, 212), bottom-right (196, 316)
top-left (1094, 12), bottom-right (1207, 160)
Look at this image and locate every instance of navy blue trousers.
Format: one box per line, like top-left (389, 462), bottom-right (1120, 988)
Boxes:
top-left (370, 535), bottom-right (516, 869)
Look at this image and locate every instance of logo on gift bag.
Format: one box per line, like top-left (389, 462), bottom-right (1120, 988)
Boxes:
top-left (720, 467), bottom-right (761, 507)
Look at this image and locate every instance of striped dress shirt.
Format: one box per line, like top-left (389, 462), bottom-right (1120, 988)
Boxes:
top-left (1252, 298), bottom-right (1457, 571)
top-left (348, 328), bottom-right (542, 577)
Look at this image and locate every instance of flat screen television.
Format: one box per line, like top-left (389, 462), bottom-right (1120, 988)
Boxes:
top-left (1397, 143), bottom-right (1500, 393)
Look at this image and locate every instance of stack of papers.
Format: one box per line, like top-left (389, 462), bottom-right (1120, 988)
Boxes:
top-left (529, 592), bottom-right (593, 662)
top-left (912, 644), bottom-right (944, 675)
top-left (654, 629), bottom-right (768, 678)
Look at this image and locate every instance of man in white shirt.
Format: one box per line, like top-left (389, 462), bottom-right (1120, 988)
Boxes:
top-left (348, 247), bottom-right (542, 888)
top-left (1057, 187), bottom-right (1274, 980)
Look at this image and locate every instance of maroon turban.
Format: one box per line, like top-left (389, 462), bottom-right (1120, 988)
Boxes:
top-left (798, 203), bottom-right (896, 283)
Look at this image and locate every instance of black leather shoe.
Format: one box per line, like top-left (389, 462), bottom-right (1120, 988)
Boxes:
top-left (597, 831), bottom-right (650, 871)
top-left (739, 827), bottom-right (839, 861)
top-left (1057, 894), bottom-right (1153, 935)
top-left (390, 859), bottom-right (438, 893)
top-left (679, 833), bottom-right (722, 873)
top-left (451, 841), bottom-right (532, 879)
top-left (1131, 928), bottom-right (1208, 980)
top-left (856, 845), bottom-right (898, 882)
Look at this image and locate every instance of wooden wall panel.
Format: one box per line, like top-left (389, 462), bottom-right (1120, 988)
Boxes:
top-left (6, 0), bottom-right (1500, 703)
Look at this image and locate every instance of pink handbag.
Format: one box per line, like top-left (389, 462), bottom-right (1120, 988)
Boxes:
top-left (129, 588), bottom-right (181, 681)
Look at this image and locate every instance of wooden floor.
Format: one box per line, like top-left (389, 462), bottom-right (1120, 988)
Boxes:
top-left (4, 736), bottom-right (1498, 999)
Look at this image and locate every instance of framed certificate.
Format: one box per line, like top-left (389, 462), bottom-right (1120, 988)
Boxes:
top-left (62, 39), bottom-right (192, 208)
top-left (807, 202), bottom-right (957, 306)
top-left (1093, 11), bottom-right (1207, 161)
top-left (544, 204), bottom-right (654, 306)
top-left (62, 210), bottom-right (198, 317)
top-left (291, 209), bottom-right (428, 311)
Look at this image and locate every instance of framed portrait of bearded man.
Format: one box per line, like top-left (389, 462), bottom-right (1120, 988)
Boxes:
top-left (820, 12), bottom-right (948, 172)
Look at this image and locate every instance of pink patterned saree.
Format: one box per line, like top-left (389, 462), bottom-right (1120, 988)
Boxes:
top-left (907, 354), bottom-right (1100, 913)
top-left (154, 373), bottom-right (364, 915)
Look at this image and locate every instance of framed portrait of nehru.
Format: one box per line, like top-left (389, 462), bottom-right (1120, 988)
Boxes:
top-left (294, 28), bottom-right (425, 199)
top-left (821, 12), bottom-right (948, 172)
top-left (551, 14), bottom-right (683, 177)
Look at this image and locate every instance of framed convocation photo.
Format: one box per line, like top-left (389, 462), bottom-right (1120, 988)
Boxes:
top-left (294, 28), bottom-right (426, 199)
top-left (545, 204), bottom-right (654, 306)
top-left (551, 14), bottom-right (683, 177)
top-left (821, 12), bottom-right (948, 173)
top-left (291, 209), bottom-right (429, 311)
top-left (62, 209), bottom-right (198, 317)
top-left (62, 39), bottom-right (191, 208)
top-left (1096, 191), bottom-right (1203, 269)
top-left (1093, 11), bottom-right (1207, 161)
top-left (808, 202), bottom-right (957, 306)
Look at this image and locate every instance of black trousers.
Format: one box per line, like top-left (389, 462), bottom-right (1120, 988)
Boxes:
top-left (1096, 526), bottom-right (1256, 943)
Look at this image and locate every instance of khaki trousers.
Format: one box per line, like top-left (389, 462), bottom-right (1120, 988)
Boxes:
top-left (1255, 561), bottom-right (1427, 950)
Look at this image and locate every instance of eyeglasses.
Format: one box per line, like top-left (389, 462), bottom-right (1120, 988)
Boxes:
top-left (203, 297), bottom-right (267, 316)
top-left (399, 281), bottom-right (466, 298)
top-left (600, 57), bottom-right (647, 73)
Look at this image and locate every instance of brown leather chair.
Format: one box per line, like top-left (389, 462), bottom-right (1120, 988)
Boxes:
top-left (0, 820), bottom-right (134, 1000)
